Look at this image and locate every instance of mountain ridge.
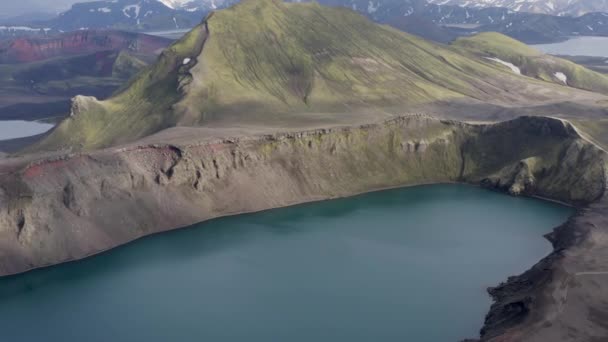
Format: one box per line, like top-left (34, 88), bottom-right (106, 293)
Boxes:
top-left (6, 0), bottom-right (608, 44)
top-left (48, 0), bottom-right (209, 31)
top-left (28, 0), bottom-right (608, 152)
top-left (1, 2), bottom-right (608, 342)
top-left (0, 30), bottom-right (171, 126)
top-left (427, 0), bottom-right (608, 17)
top-left (0, 30), bottom-right (170, 64)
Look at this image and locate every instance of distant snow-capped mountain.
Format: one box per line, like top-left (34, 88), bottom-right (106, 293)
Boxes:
top-left (426, 0), bottom-right (608, 17)
top-left (47, 0), bottom-right (206, 31)
top-left (42, 0), bottom-right (245, 31)
top-left (157, 0), bottom-right (235, 11)
top-left (6, 0), bottom-right (608, 44)
top-left (157, 0), bottom-right (194, 9)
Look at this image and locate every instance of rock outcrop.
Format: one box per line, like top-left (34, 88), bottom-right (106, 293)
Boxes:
top-left (0, 115), bottom-right (606, 341)
top-left (0, 115), bottom-right (604, 276)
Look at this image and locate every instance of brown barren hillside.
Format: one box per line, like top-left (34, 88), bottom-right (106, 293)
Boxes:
top-left (0, 30), bottom-right (171, 64)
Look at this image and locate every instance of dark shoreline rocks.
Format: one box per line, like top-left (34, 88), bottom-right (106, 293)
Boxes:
top-left (480, 216), bottom-right (582, 340)
top-left (475, 194), bottom-right (608, 341)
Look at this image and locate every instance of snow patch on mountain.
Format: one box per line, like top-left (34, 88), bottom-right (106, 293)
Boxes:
top-left (0, 26), bottom-right (51, 32)
top-left (90, 7), bottom-right (112, 13)
top-left (485, 57), bottom-right (521, 75)
top-left (554, 72), bottom-right (568, 84)
top-left (368, 1), bottom-right (380, 14)
top-left (123, 4), bottom-right (141, 18)
top-left (157, 0), bottom-right (196, 9)
top-left (427, 0), bottom-right (608, 17)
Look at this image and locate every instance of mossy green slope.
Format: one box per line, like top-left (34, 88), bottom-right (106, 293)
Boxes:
top-left (31, 0), bottom-right (588, 152)
top-left (34, 24), bottom-right (209, 151)
top-left (177, 0), bottom-right (483, 120)
top-left (176, 0), bottom-right (554, 121)
top-left (453, 32), bottom-right (608, 94)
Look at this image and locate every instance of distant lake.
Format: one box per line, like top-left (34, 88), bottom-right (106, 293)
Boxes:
top-left (0, 184), bottom-right (573, 342)
top-left (532, 36), bottom-right (608, 57)
top-left (145, 29), bottom-right (191, 40)
top-left (0, 120), bottom-right (53, 140)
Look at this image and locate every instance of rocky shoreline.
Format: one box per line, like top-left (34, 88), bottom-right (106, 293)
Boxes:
top-left (474, 195), bottom-right (608, 341)
top-left (0, 115), bottom-right (606, 340)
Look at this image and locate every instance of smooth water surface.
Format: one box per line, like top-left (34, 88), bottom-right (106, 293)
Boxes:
top-left (0, 185), bottom-right (573, 342)
top-left (0, 120), bottom-right (53, 140)
top-left (533, 36), bottom-right (608, 57)
top-left (145, 29), bottom-right (191, 40)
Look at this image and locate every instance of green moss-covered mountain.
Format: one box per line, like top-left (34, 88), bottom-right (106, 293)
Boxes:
top-left (453, 32), bottom-right (608, 94)
top-left (32, 0), bottom-right (608, 152)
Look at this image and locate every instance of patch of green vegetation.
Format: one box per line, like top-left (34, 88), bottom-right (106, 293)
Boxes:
top-left (32, 76), bottom-right (124, 95)
top-left (460, 116), bottom-right (605, 202)
top-left (183, 0), bottom-right (509, 119)
top-left (36, 0), bottom-right (605, 152)
top-left (454, 32), bottom-right (608, 94)
top-left (453, 32), bottom-right (541, 59)
top-left (36, 1), bottom-right (499, 150)
top-left (112, 51), bottom-right (149, 79)
top-left (570, 118), bottom-right (608, 149)
top-left (29, 23), bottom-right (209, 151)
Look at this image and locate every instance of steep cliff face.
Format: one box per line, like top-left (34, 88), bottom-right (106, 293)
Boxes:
top-left (0, 115), bottom-right (604, 276)
top-left (0, 30), bottom-right (171, 64)
top-left (464, 116), bottom-right (606, 204)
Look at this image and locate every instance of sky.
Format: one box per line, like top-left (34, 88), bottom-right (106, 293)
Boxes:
top-left (0, 0), bottom-right (90, 17)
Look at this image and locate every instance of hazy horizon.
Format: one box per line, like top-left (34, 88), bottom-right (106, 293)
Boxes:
top-left (0, 0), bottom-right (94, 18)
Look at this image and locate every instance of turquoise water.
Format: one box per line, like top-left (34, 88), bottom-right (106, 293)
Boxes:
top-left (0, 184), bottom-right (573, 342)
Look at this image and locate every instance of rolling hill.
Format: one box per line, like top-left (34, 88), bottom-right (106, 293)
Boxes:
top-left (31, 0), bottom-right (608, 152)
top-left (453, 32), bottom-right (608, 94)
